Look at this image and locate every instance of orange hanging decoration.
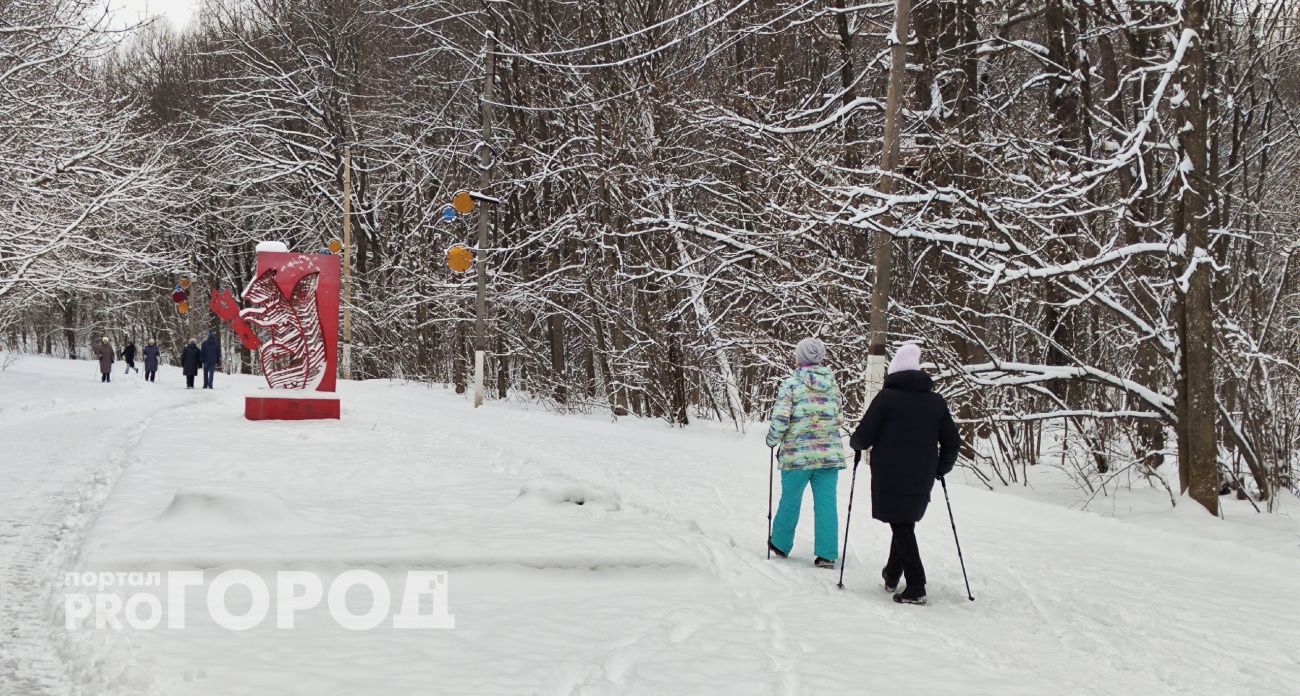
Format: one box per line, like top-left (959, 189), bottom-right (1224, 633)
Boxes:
top-left (451, 191), bottom-right (475, 215)
top-left (179, 276), bottom-right (191, 290)
top-left (178, 300), bottom-right (190, 315)
top-left (446, 244), bottom-right (474, 273)
top-left (327, 238), bottom-right (343, 254)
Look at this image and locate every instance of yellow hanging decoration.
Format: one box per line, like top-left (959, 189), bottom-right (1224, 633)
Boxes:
top-left (446, 244), bottom-right (474, 273)
top-left (452, 191), bottom-right (475, 215)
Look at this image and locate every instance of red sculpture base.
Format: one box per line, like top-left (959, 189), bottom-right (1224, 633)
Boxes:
top-left (245, 395), bottom-right (340, 420)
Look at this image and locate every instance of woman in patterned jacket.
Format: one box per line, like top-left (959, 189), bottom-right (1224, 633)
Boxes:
top-left (766, 337), bottom-right (847, 568)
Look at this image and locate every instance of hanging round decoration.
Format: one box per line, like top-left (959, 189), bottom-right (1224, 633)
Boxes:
top-left (441, 205), bottom-right (457, 222)
top-left (451, 191), bottom-right (475, 215)
top-left (179, 276), bottom-right (191, 290)
top-left (171, 289), bottom-right (187, 304)
top-left (327, 238), bottom-right (343, 254)
top-left (446, 244), bottom-right (474, 273)
top-left (178, 300), bottom-right (190, 315)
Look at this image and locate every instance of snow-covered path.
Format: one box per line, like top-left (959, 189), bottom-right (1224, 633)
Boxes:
top-left (3, 356), bottom-right (1299, 695)
top-left (0, 360), bottom-right (194, 696)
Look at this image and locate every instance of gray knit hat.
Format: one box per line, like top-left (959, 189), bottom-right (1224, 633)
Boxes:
top-left (795, 337), bottom-right (826, 366)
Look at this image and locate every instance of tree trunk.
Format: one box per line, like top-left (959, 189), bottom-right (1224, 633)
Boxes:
top-left (548, 313), bottom-right (567, 404)
top-left (1174, 1), bottom-right (1220, 515)
top-left (497, 333), bottom-right (509, 399)
top-left (62, 297), bottom-right (77, 360)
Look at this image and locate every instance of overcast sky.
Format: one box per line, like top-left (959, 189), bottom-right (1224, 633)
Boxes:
top-left (107, 0), bottom-right (200, 30)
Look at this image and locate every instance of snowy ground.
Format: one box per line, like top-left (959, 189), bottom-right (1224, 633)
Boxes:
top-left (2, 354), bottom-right (1299, 695)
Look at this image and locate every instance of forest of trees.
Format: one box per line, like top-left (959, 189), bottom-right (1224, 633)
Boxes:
top-left (2, 0), bottom-right (1297, 513)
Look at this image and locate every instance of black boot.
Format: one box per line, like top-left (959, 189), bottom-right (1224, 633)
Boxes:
top-left (893, 585), bottom-right (927, 605)
top-left (767, 540), bottom-right (788, 559)
top-left (813, 557), bottom-right (836, 569)
top-left (882, 567), bottom-right (900, 593)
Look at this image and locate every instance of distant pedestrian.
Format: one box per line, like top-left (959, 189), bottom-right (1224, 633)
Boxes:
top-left (122, 341), bottom-right (138, 375)
top-left (201, 330), bottom-right (221, 389)
top-left (850, 343), bottom-right (961, 605)
top-left (143, 339), bottom-right (160, 382)
top-left (765, 337), bottom-right (847, 569)
top-left (97, 337), bottom-right (115, 383)
top-left (181, 339), bottom-right (201, 389)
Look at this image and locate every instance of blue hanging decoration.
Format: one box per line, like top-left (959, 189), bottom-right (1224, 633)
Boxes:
top-left (441, 205), bottom-right (457, 222)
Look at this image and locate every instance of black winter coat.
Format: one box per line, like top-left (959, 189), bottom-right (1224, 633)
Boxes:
top-left (181, 345), bottom-right (201, 376)
top-left (143, 345), bottom-right (160, 371)
top-left (123, 344), bottom-right (137, 362)
top-left (201, 334), bottom-right (221, 368)
top-left (850, 370), bottom-right (961, 524)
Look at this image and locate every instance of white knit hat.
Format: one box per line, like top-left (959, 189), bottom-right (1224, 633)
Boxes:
top-left (887, 343), bottom-right (921, 374)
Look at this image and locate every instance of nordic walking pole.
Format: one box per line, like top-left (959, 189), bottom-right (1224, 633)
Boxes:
top-left (767, 447), bottom-right (775, 559)
top-left (837, 450), bottom-right (862, 589)
top-left (940, 477), bottom-right (974, 601)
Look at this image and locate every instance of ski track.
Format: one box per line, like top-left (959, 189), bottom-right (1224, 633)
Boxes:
top-left (0, 361), bottom-right (194, 696)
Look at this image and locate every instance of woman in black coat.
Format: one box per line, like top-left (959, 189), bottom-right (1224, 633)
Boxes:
top-left (180, 339), bottom-right (202, 389)
top-left (850, 343), bottom-right (960, 605)
top-left (122, 342), bottom-right (138, 374)
top-left (143, 340), bottom-right (161, 382)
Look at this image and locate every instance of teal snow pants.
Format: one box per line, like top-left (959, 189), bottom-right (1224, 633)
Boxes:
top-left (770, 467), bottom-right (839, 560)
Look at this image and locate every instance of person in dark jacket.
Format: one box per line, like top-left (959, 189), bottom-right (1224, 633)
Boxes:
top-left (850, 343), bottom-right (960, 605)
top-left (97, 337), bottom-right (115, 383)
top-left (200, 331), bottom-right (220, 389)
top-left (181, 339), bottom-right (201, 389)
top-left (122, 341), bottom-right (138, 375)
top-left (143, 339), bottom-right (160, 382)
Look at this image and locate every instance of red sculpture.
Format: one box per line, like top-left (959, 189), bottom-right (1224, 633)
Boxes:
top-left (209, 288), bottom-right (262, 351)
top-left (210, 248), bottom-right (341, 420)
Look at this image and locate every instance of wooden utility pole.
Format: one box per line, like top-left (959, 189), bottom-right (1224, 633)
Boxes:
top-left (472, 36), bottom-right (495, 408)
top-left (865, 0), bottom-right (912, 399)
top-left (342, 146), bottom-right (353, 381)
top-left (185, 258), bottom-right (196, 342)
top-left (1174, 0), bottom-right (1219, 515)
